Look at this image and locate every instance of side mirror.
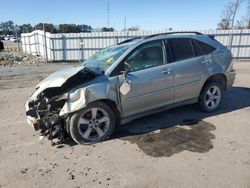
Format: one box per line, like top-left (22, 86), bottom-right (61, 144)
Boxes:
top-left (121, 70), bottom-right (128, 79)
top-left (119, 70), bottom-right (131, 96)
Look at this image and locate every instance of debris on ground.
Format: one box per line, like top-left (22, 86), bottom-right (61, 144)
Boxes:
top-left (0, 51), bottom-right (46, 66)
top-left (0, 41), bottom-right (47, 66)
top-left (0, 41), bottom-right (4, 51)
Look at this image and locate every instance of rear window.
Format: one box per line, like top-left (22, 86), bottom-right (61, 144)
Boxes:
top-left (169, 38), bottom-right (195, 61)
top-left (197, 41), bottom-right (216, 54)
top-left (192, 40), bottom-right (204, 56)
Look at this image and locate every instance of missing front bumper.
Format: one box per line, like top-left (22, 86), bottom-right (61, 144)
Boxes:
top-left (25, 100), bottom-right (69, 144)
top-left (25, 101), bottom-right (39, 130)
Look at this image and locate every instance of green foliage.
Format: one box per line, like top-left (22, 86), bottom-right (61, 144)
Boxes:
top-left (0, 20), bottom-right (15, 35)
top-left (101, 27), bottom-right (114, 32)
top-left (19, 24), bottom-right (33, 33)
top-left (0, 20), bottom-right (116, 35)
top-left (34, 23), bottom-right (57, 33)
top-left (58, 24), bottom-right (92, 33)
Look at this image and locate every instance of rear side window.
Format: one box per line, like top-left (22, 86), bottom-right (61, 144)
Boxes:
top-left (197, 41), bottom-right (215, 54)
top-left (168, 38), bottom-right (195, 61)
top-left (192, 40), bottom-right (204, 56)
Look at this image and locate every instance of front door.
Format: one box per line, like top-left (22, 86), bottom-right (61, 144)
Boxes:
top-left (119, 40), bottom-right (175, 118)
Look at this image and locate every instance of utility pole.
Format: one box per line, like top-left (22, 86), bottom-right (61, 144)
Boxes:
top-left (43, 23), bottom-right (48, 63)
top-left (124, 15), bottom-right (127, 31)
top-left (230, 0), bottom-right (242, 29)
top-left (14, 25), bottom-right (20, 52)
top-left (107, 0), bottom-right (110, 28)
top-left (229, 0), bottom-right (244, 50)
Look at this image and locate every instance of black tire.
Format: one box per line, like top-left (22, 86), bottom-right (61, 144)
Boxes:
top-left (69, 101), bottom-right (115, 145)
top-left (198, 82), bottom-right (224, 112)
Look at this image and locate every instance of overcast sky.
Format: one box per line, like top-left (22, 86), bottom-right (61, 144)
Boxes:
top-left (0, 0), bottom-right (248, 30)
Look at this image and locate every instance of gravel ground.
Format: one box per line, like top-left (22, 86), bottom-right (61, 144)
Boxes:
top-left (0, 62), bottom-right (250, 188)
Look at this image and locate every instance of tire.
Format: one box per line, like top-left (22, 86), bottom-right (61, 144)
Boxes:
top-left (198, 82), bottom-right (224, 112)
top-left (69, 101), bottom-right (115, 145)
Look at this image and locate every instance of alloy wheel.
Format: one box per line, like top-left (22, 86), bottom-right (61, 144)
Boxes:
top-left (205, 85), bottom-right (222, 110)
top-left (77, 107), bottom-right (110, 141)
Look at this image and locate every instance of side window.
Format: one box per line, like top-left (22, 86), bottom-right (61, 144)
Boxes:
top-left (192, 40), bottom-right (204, 56)
top-left (124, 41), bottom-right (164, 72)
top-left (198, 41), bottom-right (216, 54)
top-left (169, 38), bottom-right (195, 62)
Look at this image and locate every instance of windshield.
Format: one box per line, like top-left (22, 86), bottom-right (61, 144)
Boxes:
top-left (83, 45), bottom-right (129, 73)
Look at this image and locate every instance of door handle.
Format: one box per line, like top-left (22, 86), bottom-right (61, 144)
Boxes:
top-left (161, 68), bottom-right (173, 75)
top-left (201, 60), bottom-right (209, 64)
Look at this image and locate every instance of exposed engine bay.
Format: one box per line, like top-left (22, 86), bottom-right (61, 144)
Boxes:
top-left (26, 67), bottom-right (98, 145)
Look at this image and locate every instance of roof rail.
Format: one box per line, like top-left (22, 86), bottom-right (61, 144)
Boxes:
top-left (118, 37), bottom-right (144, 45)
top-left (118, 32), bottom-right (203, 45)
top-left (145, 31), bottom-right (203, 39)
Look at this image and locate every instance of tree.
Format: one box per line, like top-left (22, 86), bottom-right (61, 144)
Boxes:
top-left (247, 20), bottom-right (250, 29)
top-left (34, 23), bottom-right (57, 33)
top-left (217, 0), bottom-right (245, 29)
top-left (218, 18), bottom-right (233, 29)
top-left (78, 24), bottom-right (92, 32)
top-left (234, 16), bottom-right (250, 28)
top-left (19, 24), bottom-right (33, 33)
top-left (58, 24), bottom-right (78, 33)
top-left (101, 27), bottom-right (114, 32)
top-left (127, 26), bottom-right (140, 31)
top-left (232, 0), bottom-right (250, 29)
top-left (0, 20), bottom-right (15, 35)
top-left (58, 24), bottom-right (92, 33)
top-left (246, 0), bottom-right (250, 28)
top-left (236, 19), bottom-right (246, 28)
top-left (0, 21), bottom-right (94, 35)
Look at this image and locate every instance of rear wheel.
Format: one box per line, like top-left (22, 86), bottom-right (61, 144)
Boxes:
top-left (69, 101), bottom-right (115, 145)
top-left (198, 82), bottom-right (224, 112)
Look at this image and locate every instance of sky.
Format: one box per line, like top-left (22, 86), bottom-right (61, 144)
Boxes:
top-left (0, 0), bottom-right (248, 30)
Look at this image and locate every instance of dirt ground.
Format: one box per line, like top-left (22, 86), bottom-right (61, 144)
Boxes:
top-left (0, 61), bottom-right (250, 188)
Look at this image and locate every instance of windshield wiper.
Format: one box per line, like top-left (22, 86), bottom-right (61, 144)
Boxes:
top-left (84, 67), bottom-right (104, 75)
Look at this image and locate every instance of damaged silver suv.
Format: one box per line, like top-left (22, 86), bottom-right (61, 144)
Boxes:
top-left (25, 32), bottom-right (236, 145)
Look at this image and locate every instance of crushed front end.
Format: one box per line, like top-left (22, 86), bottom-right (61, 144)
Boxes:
top-left (26, 90), bottom-right (69, 143)
top-left (25, 66), bottom-right (98, 145)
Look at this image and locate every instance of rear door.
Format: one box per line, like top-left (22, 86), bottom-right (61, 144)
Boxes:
top-left (166, 38), bottom-right (210, 102)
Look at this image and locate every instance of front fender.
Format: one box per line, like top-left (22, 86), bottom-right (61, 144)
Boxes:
top-left (59, 77), bottom-right (119, 116)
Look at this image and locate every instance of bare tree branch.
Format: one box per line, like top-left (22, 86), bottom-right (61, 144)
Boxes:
top-left (218, 0), bottom-right (245, 29)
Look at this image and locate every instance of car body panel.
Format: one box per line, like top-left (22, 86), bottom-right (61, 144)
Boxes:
top-left (30, 66), bottom-right (83, 100)
top-left (59, 75), bottom-right (120, 116)
top-left (172, 56), bottom-right (210, 103)
top-left (119, 63), bottom-right (174, 117)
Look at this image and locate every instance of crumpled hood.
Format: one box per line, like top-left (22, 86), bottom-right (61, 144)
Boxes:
top-left (36, 66), bottom-right (84, 89)
top-left (29, 66), bottom-right (87, 100)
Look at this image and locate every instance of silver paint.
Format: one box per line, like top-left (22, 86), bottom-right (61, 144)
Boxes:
top-left (26, 34), bottom-right (236, 128)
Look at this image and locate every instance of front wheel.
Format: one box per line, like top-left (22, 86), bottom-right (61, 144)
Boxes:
top-left (198, 82), bottom-right (224, 112)
top-left (69, 101), bottom-right (115, 145)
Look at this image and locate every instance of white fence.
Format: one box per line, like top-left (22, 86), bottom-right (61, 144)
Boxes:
top-left (21, 29), bottom-right (250, 61)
